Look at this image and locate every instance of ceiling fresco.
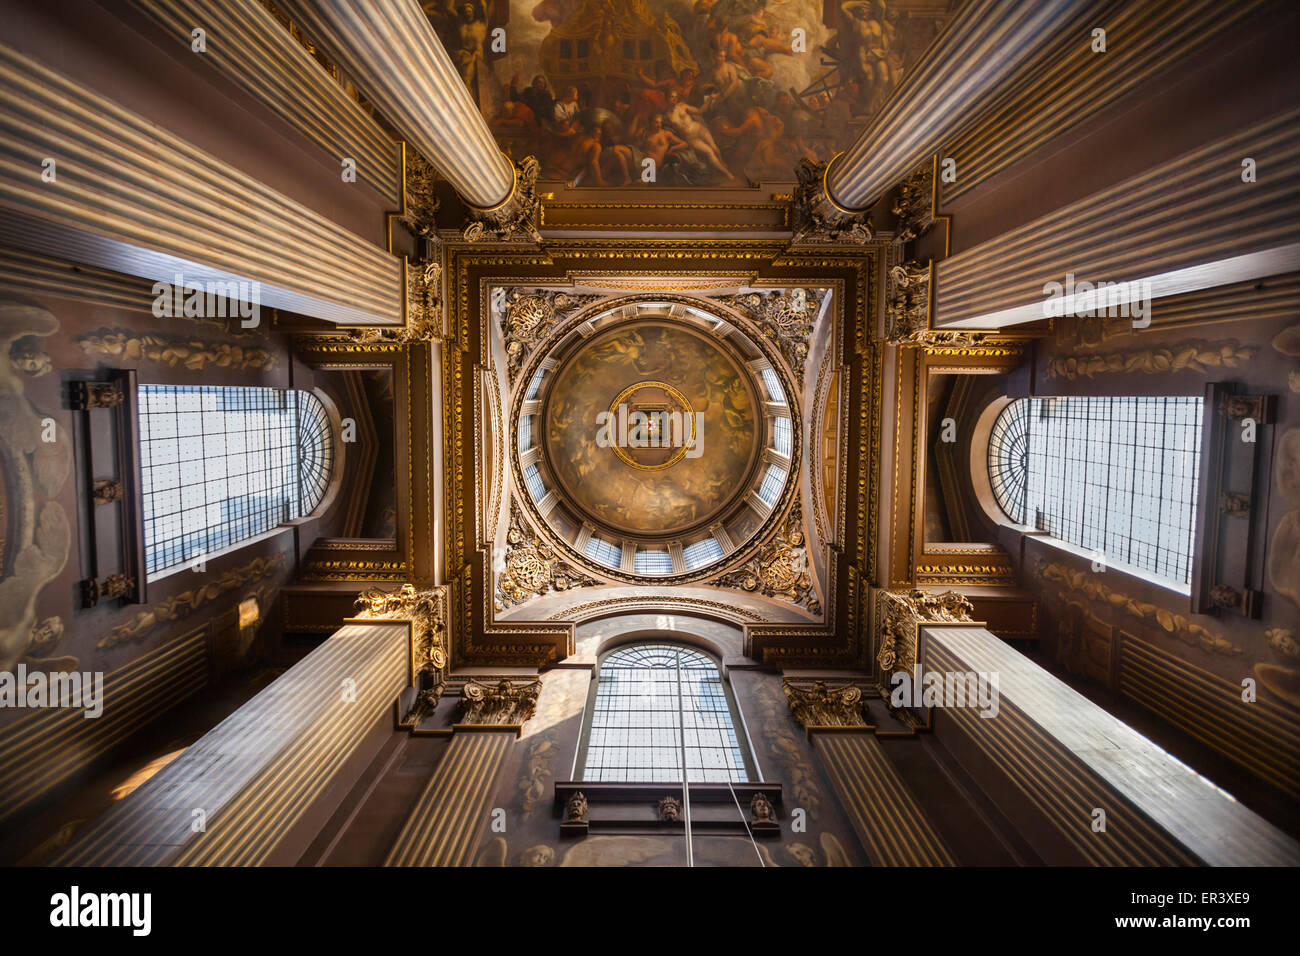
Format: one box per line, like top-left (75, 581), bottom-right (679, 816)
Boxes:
top-left (542, 321), bottom-right (760, 535)
top-left (422, 0), bottom-right (955, 186)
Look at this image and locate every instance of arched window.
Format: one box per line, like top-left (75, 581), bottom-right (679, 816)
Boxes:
top-left (138, 385), bottom-right (334, 576)
top-left (579, 643), bottom-right (752, 783)
top-left (988, 396), bottom-right (1203, 586)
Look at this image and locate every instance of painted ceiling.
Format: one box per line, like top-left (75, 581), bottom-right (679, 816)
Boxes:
top-left (423, 0), bottom-right (955, 186)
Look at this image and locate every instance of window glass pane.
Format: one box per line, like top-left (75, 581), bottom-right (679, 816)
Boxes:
top-left (683, 536), bottom-right (723, 569)
top-left (634, 550), bottom-right (673, 574)
top-left (758, 463), bottom-right (786, 505)
top-left (582, 643), bottom-right (749, 784)
top-left (988, 396), bottom-right (1202, 585)
top-left (773, 416), bottom-right (793, 457)
top-left (139, 385), bottom-right (331, 575)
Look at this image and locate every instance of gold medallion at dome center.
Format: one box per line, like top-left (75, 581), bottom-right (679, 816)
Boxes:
top-left (605, 381), bottom-right (697, 472)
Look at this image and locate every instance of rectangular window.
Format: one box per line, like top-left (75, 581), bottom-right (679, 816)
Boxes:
top-left (773, 416), bottom-right (793, 457)
top-left (683, 536), bottom-right (724, 569)
top-left (761, 368), bottom-right (784, 403)
top-left (139, 385), bottom-right (300, 576)
top-left (758, 463), bottom-right (786, 506)
top-left (585, 536), bottom-right (622, 567)
top-left (634, 550), bottom-right (673, 575)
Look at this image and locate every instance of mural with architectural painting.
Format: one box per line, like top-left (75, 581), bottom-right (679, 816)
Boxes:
top-left (423, 0), bottom-right (954, 185)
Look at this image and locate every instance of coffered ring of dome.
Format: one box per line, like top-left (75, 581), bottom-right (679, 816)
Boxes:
top-left (511, 295), bottom-right (800, 582)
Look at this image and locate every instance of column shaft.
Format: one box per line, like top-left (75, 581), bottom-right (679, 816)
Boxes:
top-left (923, 624), bottom-right (1300, 866)
top-left (825, 0), bottom-right (1091, 213)
top-left (0, 41), bottom-right (403, 324)
top-left (384, 730), bottom-right (512, 866)
top-left (56, 622), bottom-right (409, 866)
top-left (934, 107), bottom-right (1300, 328)
top-left (275, 0), bottom-right (514, 209)
top-left (813, 732), bottom-right (955, 866)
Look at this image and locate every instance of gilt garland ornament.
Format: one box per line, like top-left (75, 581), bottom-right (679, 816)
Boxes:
top-left (458, 677), bottom-right (543, 725)
top-left (791, 157), bottom-right (875, 245)
top-left (355, 583), bottom-right (450, 679)
top-left (500, 289), bottom-right (598, 384)
top-left (1045, 340), bottom-right (1256, 380)
top-left (783, 679), bottom-right (870, 728)
top-left (877, 588), bottom-right (974, 676)
top-left (720, 288), bottom-right (822, 389)
top-left (495, 503), bottom-right (597, 610)
top-left (713, 504), bottom-right (820, 615)
top-left (463, 156), bottom-right (543, 243)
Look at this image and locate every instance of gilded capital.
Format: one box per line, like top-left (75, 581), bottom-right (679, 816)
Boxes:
top-left (463, 155), bottom-right (542, 244)
top-left (877, 588), bottom-right (974, 676)
top-left (790, 157), bottom-right (874, 245)
top-left (458, 677), bottom-right (543, 726)
top-left (783, 679), bottom-right (870, 729)
top-left (355, 583), bottom-right (449, 680)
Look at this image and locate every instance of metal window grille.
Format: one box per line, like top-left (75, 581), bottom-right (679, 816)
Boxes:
top-left (988, 396), bottom-right (1202, 585)
top-left (683, 536), bottom-right (724, 570)
top-left (586, 536), bottom-right (622, 567)
top-left (139, 385), bottom-right (331, 576)
top-left (524, 463), bottom-right (546, 500)
top-left (761, 368), bottom-right (784, 403)
top-left (758, 463), bottom-right (786, 506)
top-left (582, 643), bottom-right (749, 783)
top-left (773, 416), bottom-right (793, 457)
top-left (634, 549), bottom-right (673, 575)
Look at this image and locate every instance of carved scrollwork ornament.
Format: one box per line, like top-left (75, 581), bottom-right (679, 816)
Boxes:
top-left (790, 157), bottom-right (875, 245)
top-left (463, 156), bottom-right (543, 243)
top-left (499, 289), bottom-right (599, 384)
top-left (877, 588), bottom-right (974, 678)
top-left (783, 679), bottom-right (869, 728)
top-left (400, 151), bottom-right (441, 237)
top-left (718, 288), bottom-right (823, 389)
top-left (892, 163), bottom-right (935, 246)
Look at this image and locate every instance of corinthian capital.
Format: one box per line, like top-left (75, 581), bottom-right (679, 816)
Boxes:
top-left (790, 157), bottom-right (875, 245)
top-left (463, 156), bottom-right (542, 244)
top-left (783, 679), bottom-right (871, 729)
top-left (355, 583), bottom-right (449, 679)
top-left (458, 677), bottom-right (543, 726)
top-left (877, 588), bottom-right (974, 676)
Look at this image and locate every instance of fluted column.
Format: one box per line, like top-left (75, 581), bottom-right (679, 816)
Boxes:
top-left (274, 0), bottom-right (513, 212)
top-left (0, 40), bottom-right (403, 325)
top-left (127, 0), bottom-right (403, 202)
top-left (810, 0), bottom-right (1091, 222)
top-left (934, 106), bottom-right (1300, 328)
top-left (784, 679), bottom-right (955, 866)
top-left (55, 621), bottom-right (410, 866)
top-left (922, 624), bottom-right (1300, 866)
top-left (384, 677), bottom-right (541, 866)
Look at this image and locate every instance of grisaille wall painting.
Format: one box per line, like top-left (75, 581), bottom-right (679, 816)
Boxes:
top-left (423, 0), bottom-right (954, 185)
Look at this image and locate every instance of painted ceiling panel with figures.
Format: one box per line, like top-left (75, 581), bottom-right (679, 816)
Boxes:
top-left (423, 0), bottom-right (955, 186)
